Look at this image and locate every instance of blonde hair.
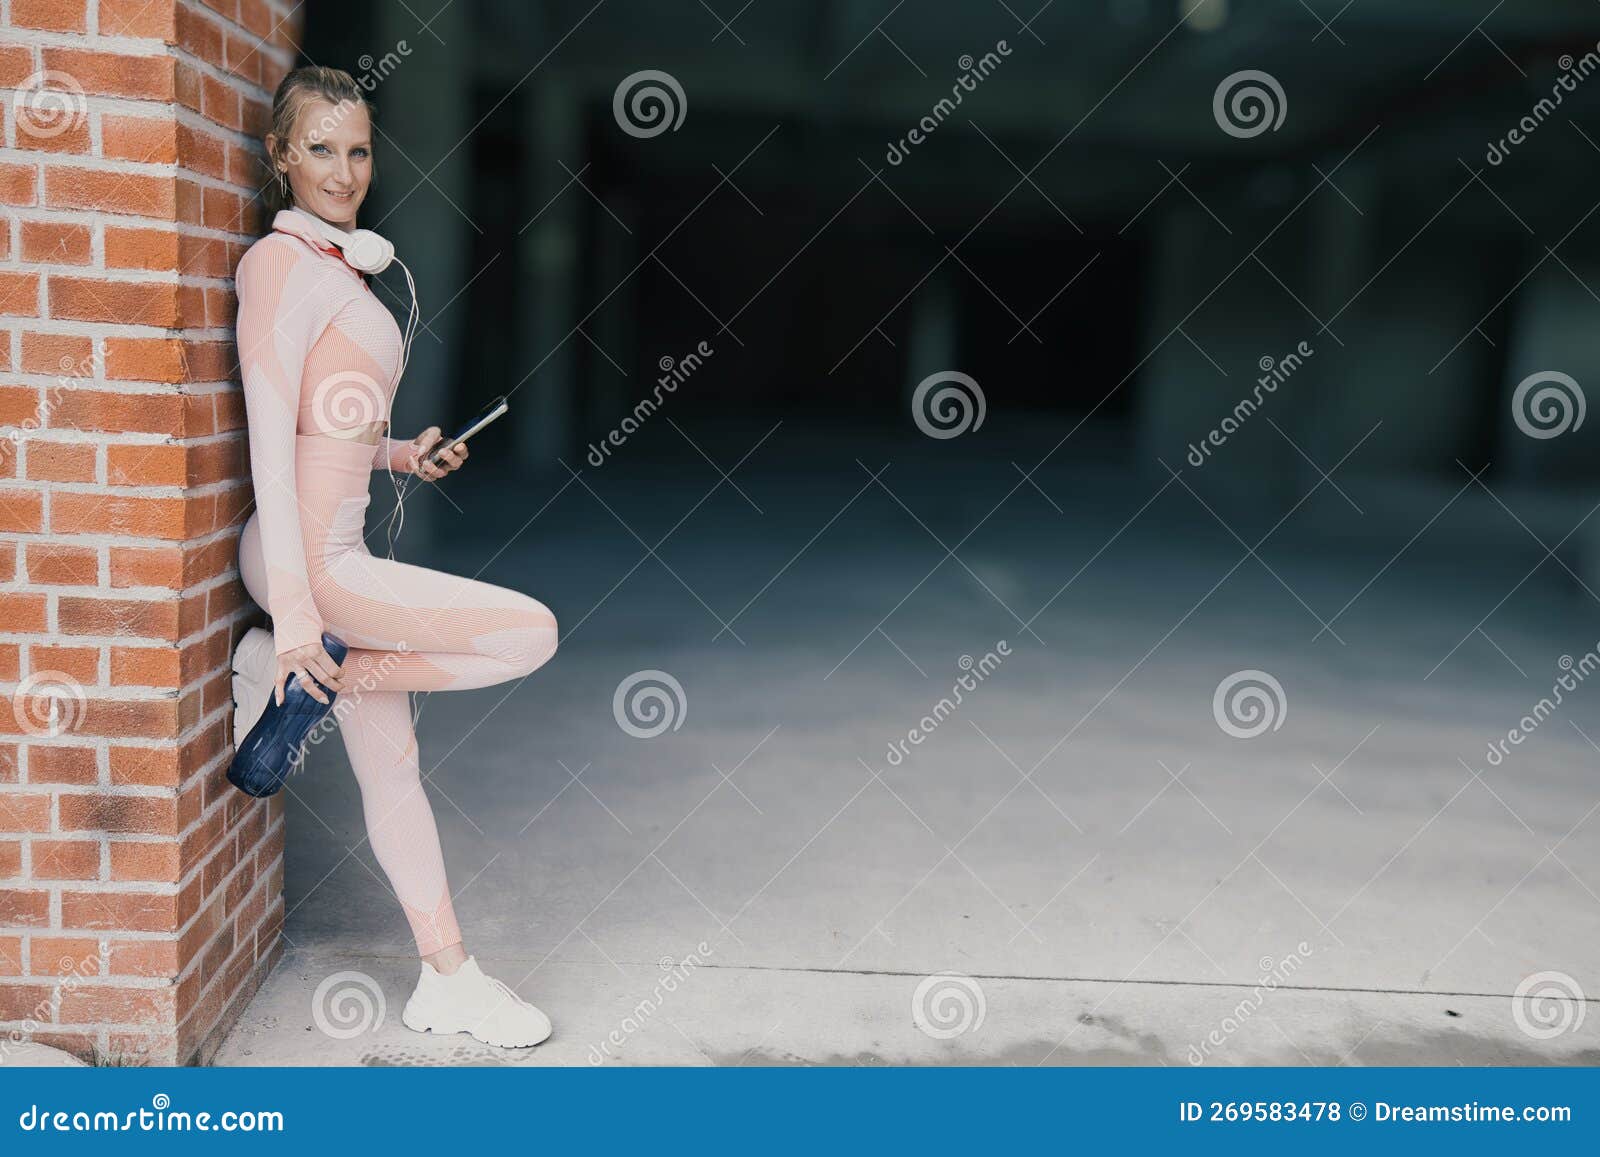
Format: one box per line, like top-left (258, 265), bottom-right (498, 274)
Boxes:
top-left (260, 65), bottom-right (376, 224)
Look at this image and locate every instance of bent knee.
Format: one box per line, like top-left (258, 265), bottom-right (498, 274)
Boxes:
top-left (491, 598), bottom-right (558, 676)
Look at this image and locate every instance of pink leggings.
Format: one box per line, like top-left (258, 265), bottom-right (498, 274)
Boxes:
top-left (238, 434), bottom-right (558, 955)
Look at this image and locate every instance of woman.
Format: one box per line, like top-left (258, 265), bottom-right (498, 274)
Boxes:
top-left (232, 66), bottom-right (558, 1048)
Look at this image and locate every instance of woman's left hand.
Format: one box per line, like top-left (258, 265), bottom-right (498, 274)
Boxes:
top-left (408, 425), bottom-right (469, 481)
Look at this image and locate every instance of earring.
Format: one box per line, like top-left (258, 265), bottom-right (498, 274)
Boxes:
top-left (277, 170), bottom-right (288, 201)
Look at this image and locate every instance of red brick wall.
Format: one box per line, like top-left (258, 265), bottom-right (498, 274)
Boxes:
top-left (1, 0), bottom-right (301, 1065)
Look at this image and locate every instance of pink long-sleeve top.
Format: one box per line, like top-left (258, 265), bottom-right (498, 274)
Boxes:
top-left (235, 208), bottom-right (413, 656)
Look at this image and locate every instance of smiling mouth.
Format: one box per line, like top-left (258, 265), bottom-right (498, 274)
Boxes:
top-left (323, 188), bottom-right (355, 201)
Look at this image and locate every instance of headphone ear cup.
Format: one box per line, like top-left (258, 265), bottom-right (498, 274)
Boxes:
top-left (344, 230), bottom-right (393, 274)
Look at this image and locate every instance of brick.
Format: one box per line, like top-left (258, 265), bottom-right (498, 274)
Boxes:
top-left (0, 592), bottom-right (49, 632)
top-left (110, 840), bottom-right (180, 882)
top-left (16, 113), bottom-right (91, 155)
top-left (105, 227), bottom-right (179, 272)
top-left (0, 791), bottom-right (52, 832)
top-left (52, 493), bottom-right (192, 539)
top-left (59, 792), bottom-right (178, 835)
top-left (24, 541), bottom-right (97, 585)
top-left (108, 940), bottom-right (176, 979)
top-left (47, 390), bottom-right (185, 435)
top-left (40, 48), bottom-right (176, 102)
top-left (0, 46), bottom-right (37, 89)
top-left (0, 270), bottom-right (43, 316)
top-left (56, 594), bottom-right (181, 640)
top-left (60, 888), bottom-right (177, 932)
top-left (12, 0), bottom-right (90, 33)
top-left (32, 838), bottom-right (101, 879)
top-left (80, 698), bottom-right (181, 739)
top-left (104, 337), bottom-right (184, 382)
top-left (0, 982), bottom-right (55, 1019)
top-left (28, 745), bottom-right (99, 786)
top-left (23, 440), bottom-right (96, 483)
top-left (44, 168), bottom-right (176, 222)
top-left (0, 889), bottom-right (51, 926)
top-left (0, 163), bottom-right (40, 207)
top-left (29, 937), bottom-right (105, 977)
top-left (108, 546), bottom-right (183, 589)
top-left (47, 275), bottom-right (181, 326)
top-left (0, 934), bottom-right (20, 975)
top-left (109, 938), bottom-right (178, 977)
top-left (0, 489), bottom-right (44, 533)
top-left (58, 982), bottom-right (175, 1024)
top-left (0, 843), bottom-right (20, 880)
top-left (0, 387), bottom-right (42, 426)
top-left (20, 331), bottom-right (93, 375)
top-left (108, 440), bottom-right (235, 487)
top-left (21, 221), bottom-right (92, 265)
top-left (0, 645), bottom-right (16, 681)
top-left (0, 794), bottom-right (52, 833)
top-left (28, 644), bottom-right (99, 685)
top-left (100, 0), bottom-right (178, 40)
top-left (110, 646), bottom-right (181, 687)
top-left (104, 115), bottom-right (180, 166)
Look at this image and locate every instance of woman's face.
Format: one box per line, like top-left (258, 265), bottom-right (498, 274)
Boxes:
top-left (269, 97), bottom-right (372, 228)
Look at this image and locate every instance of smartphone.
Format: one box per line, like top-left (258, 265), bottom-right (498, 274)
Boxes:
top-left (426, 395), bottom-right (509, 467)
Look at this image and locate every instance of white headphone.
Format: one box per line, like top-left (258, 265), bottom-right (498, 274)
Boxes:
top-left (287, 204), bottom-right (394, 272)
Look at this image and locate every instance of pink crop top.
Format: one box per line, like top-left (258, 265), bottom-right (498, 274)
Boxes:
top-left (235, 208), bottom-right (417, 655)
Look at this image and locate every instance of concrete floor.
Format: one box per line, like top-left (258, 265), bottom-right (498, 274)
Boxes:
top-left (214, 416), bottom-right (1600, 1066)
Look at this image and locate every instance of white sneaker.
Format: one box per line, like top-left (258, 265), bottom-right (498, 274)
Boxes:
top-left (401, 956), bottom-right (553, 1048)
top-left (231, 626), bottom-right (276, 746)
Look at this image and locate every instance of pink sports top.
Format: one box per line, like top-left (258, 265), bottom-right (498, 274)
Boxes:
top-left (235, 208), bottom-right (416, 654)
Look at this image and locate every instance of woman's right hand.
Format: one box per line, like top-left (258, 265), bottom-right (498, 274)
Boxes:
top-left (275, 641), bottom-right (346, 706)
